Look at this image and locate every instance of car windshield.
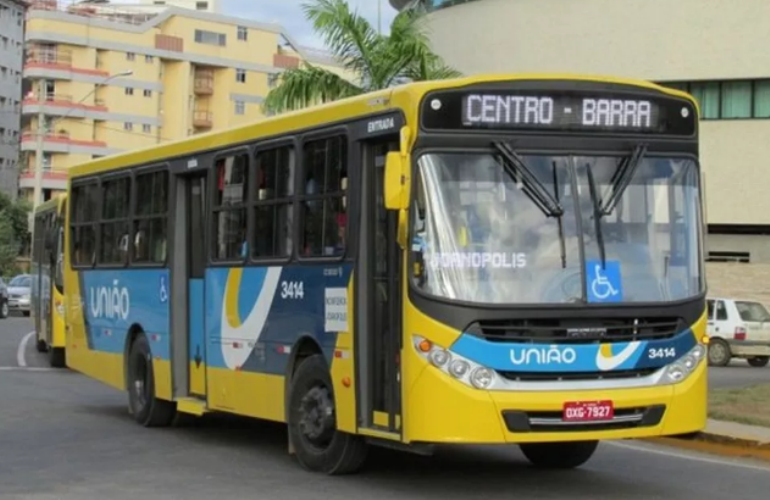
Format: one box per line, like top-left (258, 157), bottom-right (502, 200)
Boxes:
top-left (736, 301), bottom-right (770, 323)
top-left (10, 276), bottom-right (30, 287)
top-left (410, 152), bottom-right (703, 305)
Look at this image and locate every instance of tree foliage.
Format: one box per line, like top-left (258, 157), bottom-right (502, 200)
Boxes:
top-left (263, 0), bottom-right (462, 114)
top-left (0, 192), bottom-right (31, 276)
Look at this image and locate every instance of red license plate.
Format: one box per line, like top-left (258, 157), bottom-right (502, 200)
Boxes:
top-left (562, 400), bottom-right (614, 422)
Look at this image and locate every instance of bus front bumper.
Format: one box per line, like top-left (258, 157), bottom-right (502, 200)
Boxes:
top-left (403, 361), bottom-right (707, 445)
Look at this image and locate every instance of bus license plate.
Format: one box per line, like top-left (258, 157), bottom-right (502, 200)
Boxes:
top-left (562, 401), bottom-right (614, 422)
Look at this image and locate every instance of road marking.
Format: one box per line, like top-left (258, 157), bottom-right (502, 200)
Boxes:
top-left (0, 366), bottom-right (56, 372)
top-left (17, 331), bottom-right (35, 367)
top-left (609, 440), bottom-right (770, 472)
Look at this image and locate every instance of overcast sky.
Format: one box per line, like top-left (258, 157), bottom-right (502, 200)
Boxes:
top-left (220, 0), bottom-right (399, 49)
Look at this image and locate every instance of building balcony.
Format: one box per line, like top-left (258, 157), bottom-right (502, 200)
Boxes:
top-left (19, 130), bottom-right (117, 156)
top-left (194, 75), bottom-right (214, 95)
top-left (24, 47), bottom-right (110, 78)
top-left (22, 93), bottom-right (108, 115)
top-left (17, 167), bottom-right (68, 191)
top-left (193, 110), bottom-right (213, 128)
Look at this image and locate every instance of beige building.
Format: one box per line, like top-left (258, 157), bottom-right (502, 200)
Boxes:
top-left (393, 0), bottom-right (770, 294)
top-left (21, 0), bottom-right (351, 205)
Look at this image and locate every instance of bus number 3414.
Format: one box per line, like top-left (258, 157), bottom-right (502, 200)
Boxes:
top-left (281, 281), bottom-right (304, 300)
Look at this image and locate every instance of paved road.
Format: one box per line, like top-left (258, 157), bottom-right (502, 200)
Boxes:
top-left (709, 358), bottom-right (770, 389)
top-left (2, 318), bottom-right (770, 499)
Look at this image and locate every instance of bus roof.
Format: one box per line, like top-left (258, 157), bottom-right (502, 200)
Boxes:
top-left (67, 72), bottom-right (696, 180)
top-left (33, 194), bottom-right (66, 215)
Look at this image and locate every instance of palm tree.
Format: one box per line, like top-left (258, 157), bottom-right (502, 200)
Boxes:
top-left (263, 0), bottom-right (461, 114)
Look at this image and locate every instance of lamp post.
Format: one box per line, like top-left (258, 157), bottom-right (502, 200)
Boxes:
top-left (31, 69), bottom-right (133, 210)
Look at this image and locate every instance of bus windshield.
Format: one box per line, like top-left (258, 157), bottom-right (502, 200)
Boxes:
top-left (411, 152), bottom-right (703, 305)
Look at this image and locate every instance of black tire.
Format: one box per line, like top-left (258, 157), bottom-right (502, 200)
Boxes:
top-left (520, 440), bottom-right (599, 469)
top-left (747, 356), bottom-right (769, 368)
top-left (0, 299), bottom-right (8, 319)
top-left (48, 347), bottom-right (66, 368)
top-left (36, 338), bottom-right (48, 353)
top-left (127, 334), bottom-right (176, 427)
top-left (707, 338), bottom-right (731, 367)
top-left (287, 354), bottom-right (368, 475)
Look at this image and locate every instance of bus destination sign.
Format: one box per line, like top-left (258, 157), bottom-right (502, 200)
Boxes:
top-left (421, 89), bottom-right (696, 136)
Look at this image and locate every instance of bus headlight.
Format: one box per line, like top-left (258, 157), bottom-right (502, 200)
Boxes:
top-left (661, 344), bottom-right (705, 385)
top-left (470, 367), bottom-right (494, 389)
top-left (413, 335), bottom-right (500, 390)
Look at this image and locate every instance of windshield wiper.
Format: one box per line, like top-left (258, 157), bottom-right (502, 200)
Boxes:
top-left (585, 163), bottom-right (606, 267)
top-left (492, 141), bottom-right (563, 217)
top-left (599, 143), bottom-right (648, 215)
top-left (552, 161), bottom-right (567, 268)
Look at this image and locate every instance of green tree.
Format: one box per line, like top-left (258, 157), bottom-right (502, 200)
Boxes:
top-left (0, 192), bottom-right (31, 277)
top-left (263, 0), bottom-right (461, 114)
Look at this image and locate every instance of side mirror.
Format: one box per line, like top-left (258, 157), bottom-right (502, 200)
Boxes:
top-left (384, 152), bottom-right (410, 211)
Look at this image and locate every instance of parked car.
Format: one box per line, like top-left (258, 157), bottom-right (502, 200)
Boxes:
top-left (0, 277), bottom-right (8, 319)
top-left (706, 297), bottom-right (770, 367)
top-left (7, 274), bottom-right (31, 317)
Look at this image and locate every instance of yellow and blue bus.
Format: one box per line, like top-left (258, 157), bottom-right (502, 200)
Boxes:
top-left (31, 195), bottom-right (68, 368)
top-left (63, 73), bottom-right (708, 474)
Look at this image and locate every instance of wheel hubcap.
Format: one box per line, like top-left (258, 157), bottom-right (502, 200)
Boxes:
top-left (710, 343), bottom-right (726, 362)
top-left (298, 385), bottom-right (335, 449)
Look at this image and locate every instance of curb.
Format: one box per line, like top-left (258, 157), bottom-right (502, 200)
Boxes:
top-left (646, 432), bottom-right (770, 462)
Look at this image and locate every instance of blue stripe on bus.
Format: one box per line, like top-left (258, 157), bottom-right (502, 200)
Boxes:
top-left (80, 269), bottom-right (171, 359)
top-left (450, 329), bottom-right (697, 373)
top-left (77, 264), bottom-right (353, 375)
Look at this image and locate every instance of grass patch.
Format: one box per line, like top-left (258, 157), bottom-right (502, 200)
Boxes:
top-left (709, 383), bottom-right (770, 428)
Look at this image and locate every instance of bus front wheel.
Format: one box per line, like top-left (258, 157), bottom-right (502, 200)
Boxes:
top-left (127, 334), bottom-right (175, 427)
top-left (519, 440), bottom-right (599, 469)
top-left (287, 354), bottom-right (368, 475)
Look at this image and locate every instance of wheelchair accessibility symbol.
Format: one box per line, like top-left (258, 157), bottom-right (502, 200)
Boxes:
top-left (586, 260), bottom-right (623, 303)
top-left (159, 275), bottom-right (168, 303)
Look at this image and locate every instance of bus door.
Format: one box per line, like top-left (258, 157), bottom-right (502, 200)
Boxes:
top-left (170, 167), bottom-right (209, 400)
top-left (356, 133), bottom-right (402, 435)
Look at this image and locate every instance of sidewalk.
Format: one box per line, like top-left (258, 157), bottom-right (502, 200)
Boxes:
top-left (698, 419), bottom-right (770, 448)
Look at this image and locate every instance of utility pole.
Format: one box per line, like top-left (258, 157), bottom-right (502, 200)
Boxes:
top-left (378, 0), bottom-right (382, 34)
top-left (32, 78), bottom-right (46, 210)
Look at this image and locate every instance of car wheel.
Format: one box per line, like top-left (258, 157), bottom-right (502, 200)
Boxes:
top-left (747, 356), bottom-right (769, 368)
top-left (707, 338), bottom-right (731, 367)
top-left (0, 300), bottom-right (8, 319)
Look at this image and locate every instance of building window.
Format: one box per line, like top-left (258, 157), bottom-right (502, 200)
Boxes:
top-left (301, 136), bottom-right (348, 257)
top-left (124, 122), bottom-right (133, 131)
top-left (253, 146), bottom-right (294, 259)
top-left (721, 81), bottom-right (752, 119)
top-left (125, 87), bottom-right (134, 96)
top-left (143, 89), bottom-right (152, 97)
top-left (133, 170), bottom-right (168, 264)
top-left (237, 26), bottom-right (248, 41)
top-left (755, 81), bottom-right (770, 118)
top-left (268, 74), bottom-right (279, 88)
top-left (234, 100), bottom-right (245, 115)
top-left (194, 29), bottom-right (226, 46)
top-left (213, 153), bottom-right (249, 261)
top-left (143, 124), bottom-right (152, 133)
top-left (99, 176), bottom-right (131, 265)
top-left (196, 1), bottom-right (208, 9)
top-left (127, 52), bottom-right (136, 61)
top-left (660, 79), bottom-right (770, 120)
top-left (236, 69), bottom-right (246, 83)
top-left (145, 55), bottom-right (154, 63)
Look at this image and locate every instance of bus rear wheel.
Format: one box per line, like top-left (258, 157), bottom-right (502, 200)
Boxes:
top-left (519, 440), bottom-right (599, 469)
top-left (748, 356), bottom-right (769, 368)
top-left (48, 347), bottom-right (65, 368)
top-left (288, 354), bottom-right (367, 475)
top-left (127, 334), bottom-right (175, 427)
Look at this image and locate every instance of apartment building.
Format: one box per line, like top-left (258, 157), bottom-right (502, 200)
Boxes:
top-left (21, 0), bottom-right (348, 205)
top-left (0, 0), bottom-right (25, 200)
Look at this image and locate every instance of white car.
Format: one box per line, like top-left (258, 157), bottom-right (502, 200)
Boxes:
top-left (706, 297), bottom-right (770, 367)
